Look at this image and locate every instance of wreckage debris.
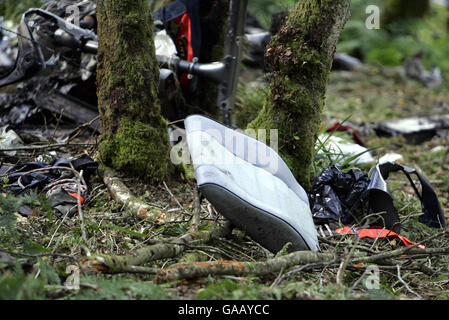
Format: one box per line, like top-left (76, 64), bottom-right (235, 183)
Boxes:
top-left (2, 154), bottom-right (98, 218)
top-left (378, 152), bottom-right (403, 164)
top-left (310, 162), bottom-right (445, 235)
top-left (326, 113), bottom-right (449, 146)
top-left (326, 121), bottom-right (366, 146)
top-left (335, 226), bottom-right (426, 249)
top-left (332, 53), bottom-right (362, 72)
top-left (0, 1), bottom-right (99, 131)
top-left (181, 114), bottom-right (445, 253)
top-left (0, 1), bottom-right (445, 258)
top-left (317, 133), bottom-right (374, 166)
top-left (374, 114), bottom-right (449, 144)
top-left (0, 17), bottom-right (16, 74)
top-left (309, 165), bottom-right (369, 226)
top-left (317, 120), bottom-right (375, 166)
top-left (371, 162), bottom-right (445, 229)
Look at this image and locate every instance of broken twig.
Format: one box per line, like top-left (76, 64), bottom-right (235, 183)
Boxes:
top-left (190, 187), bottom-right (202, 232)
top-left (163, 181), bottom-right (191, 216)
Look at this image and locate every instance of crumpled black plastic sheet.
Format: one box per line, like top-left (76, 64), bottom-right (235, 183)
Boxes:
top-left (309, 165), bottom-right (369, 225)
top-left (3, 154), bottom-right (97, 195)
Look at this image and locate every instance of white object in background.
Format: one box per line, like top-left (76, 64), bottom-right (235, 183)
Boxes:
top-left (379, 152), bottom-right (403, 164)
top-left (154, 30), bottom-right (177, 58)
top-left (0, 125), bottom-right (24, 156)
top-left (431, 146), bottom-right (446, 153)
top-left (317, 133), bottom-right (375, 165)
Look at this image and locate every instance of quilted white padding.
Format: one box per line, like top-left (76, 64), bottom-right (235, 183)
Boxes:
top-left (185, 115), bottom-right (319, 251)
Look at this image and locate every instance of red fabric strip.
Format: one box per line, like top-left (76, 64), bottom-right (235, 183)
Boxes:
top-left (336, 226), bottom-right (425, 249)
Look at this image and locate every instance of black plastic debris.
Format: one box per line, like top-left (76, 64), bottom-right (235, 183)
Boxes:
top-left (309, 165), bottom-right (369, 225)
top-left (366, 164), bottom-right (402, 233)
top-left (18, 204), bottom-right (33, 216)
top-left (310, 162), bottom-right (446, 232)
top-left (3, 154), bottom-right (98, 217)
top-left (332, 53), bottom-right (362, 72)
top-left (47, 188), bottom-right (80, 218)
top-left (369, 162), bottom-right (445, 229)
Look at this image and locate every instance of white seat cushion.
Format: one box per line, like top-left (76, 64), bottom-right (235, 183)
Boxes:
top-left (185, 115), bottom-right (319, 252)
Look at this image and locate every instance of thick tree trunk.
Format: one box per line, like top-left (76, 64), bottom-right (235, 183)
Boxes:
top-left (97, 0), bottom-right (173, 183)
top-left (384, 0), bottom-right (430, 27)
top-left (248, 0), bottom-right (351, 191)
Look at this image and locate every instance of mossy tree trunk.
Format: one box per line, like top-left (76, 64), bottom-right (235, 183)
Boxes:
top-left (384, 0), bottom-right (429, 27)
top-left (97, 0), bottom-right (173, 183)
top-left (248, 0), bottom-right (350, 191)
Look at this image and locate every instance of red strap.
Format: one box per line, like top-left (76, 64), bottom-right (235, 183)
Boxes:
top-left (175, 13), bottom-right (193, 62)
top-left (336, 226), bottom-right (425, 249)
top-left (68, 192), bottom-right (84, 204)
top-left (174, 13), bottom-right (193, 86)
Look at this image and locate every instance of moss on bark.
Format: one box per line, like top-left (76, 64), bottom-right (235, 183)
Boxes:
top-left (248, 0), bottom-right (350, 191)
top-left (97, 0), bottom-right (173, 183)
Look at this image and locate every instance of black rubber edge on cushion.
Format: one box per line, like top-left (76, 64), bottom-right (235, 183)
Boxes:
top-left (199, 183), bottom-right (314, 253)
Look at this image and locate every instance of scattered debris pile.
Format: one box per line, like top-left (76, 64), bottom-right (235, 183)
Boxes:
top-left (0, 1), bottom-right (98, 132)
top-left (2, 154), bottom-right (98, 218)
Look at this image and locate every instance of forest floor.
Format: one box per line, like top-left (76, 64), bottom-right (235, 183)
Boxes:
top-left (0, 64), bottom-right (448, 300)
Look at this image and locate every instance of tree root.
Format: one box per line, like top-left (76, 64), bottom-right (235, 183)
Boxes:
top-left (99, 164), bottom-right (161, 219)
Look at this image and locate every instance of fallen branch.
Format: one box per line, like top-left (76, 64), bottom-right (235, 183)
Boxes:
top-left (337, 237), bottom-right (360, 285)
top-left (99, 164), bottom-right (161, 219)
top-left (354, 246), bottom-right (449, 264)
top-left (154, 250), bottom-right (336, 283)
top-left (163, 181), bottom-right (191, 216)
top-left (81, 221), bottom-right (232, 274)
top-left (396, 264), bottom-right (422, 300)
top-left (271, 259), bottom-right (338, 287)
